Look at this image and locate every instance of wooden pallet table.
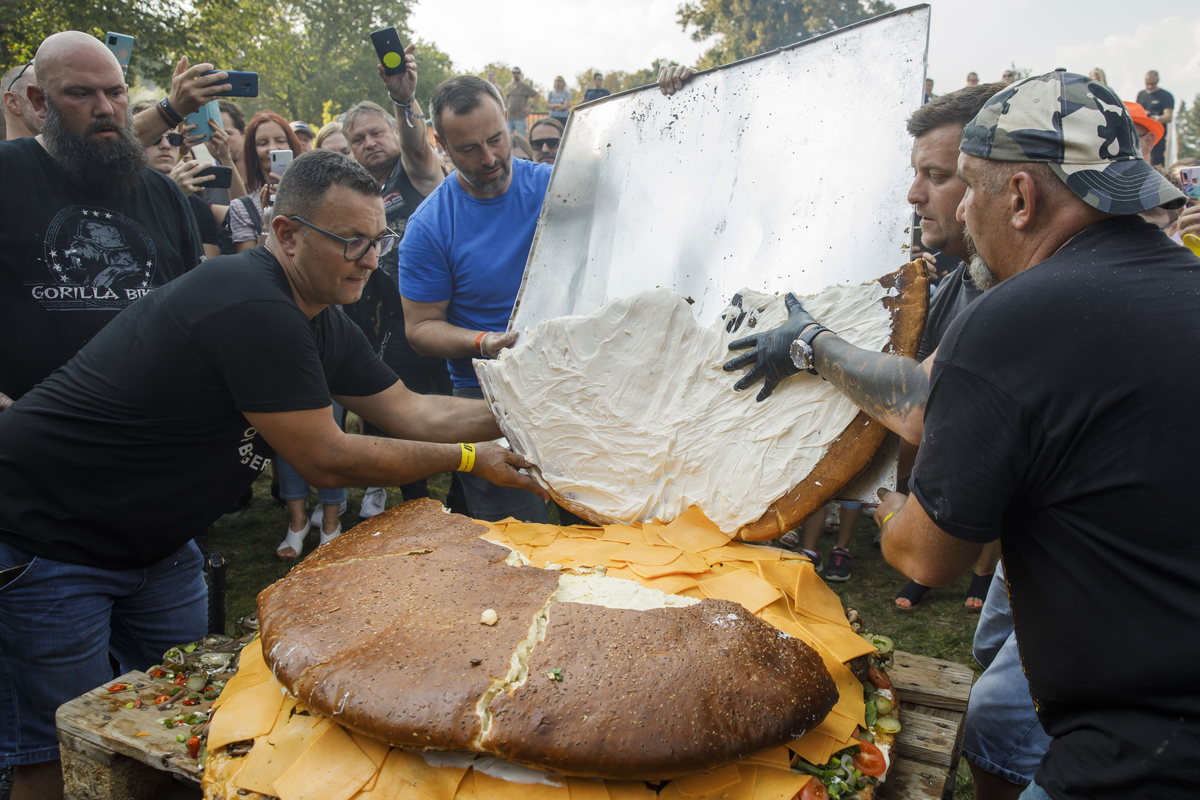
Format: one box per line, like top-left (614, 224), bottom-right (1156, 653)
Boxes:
top-left (57, 651), bottom-right (975, 800)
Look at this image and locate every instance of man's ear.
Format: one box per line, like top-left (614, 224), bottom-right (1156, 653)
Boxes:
top-left (26, 84), bottom-right (46, 120)
top-left (433, 132), bottom-right (448, 153)
top-left (1, 91), bottom-right (18, 116)
top-left (272, 214), bottom-right (300, 253)
top-left (1009, 171), bottom-right (1037, 231)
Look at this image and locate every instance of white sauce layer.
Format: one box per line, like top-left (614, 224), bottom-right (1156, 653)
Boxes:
top-left (475, 284), bottom-right (892, 533)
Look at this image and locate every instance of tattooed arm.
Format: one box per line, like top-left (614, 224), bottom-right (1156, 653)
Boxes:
top-left (810, 331), bottom-right (934, 445)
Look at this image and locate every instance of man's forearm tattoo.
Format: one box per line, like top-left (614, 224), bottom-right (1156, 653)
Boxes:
top-left (813, 334), bottom-right (929, 427)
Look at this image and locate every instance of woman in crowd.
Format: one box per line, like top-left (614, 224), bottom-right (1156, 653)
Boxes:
top-left (1088, 67), bottom-right (1107, 85)
top-left (547, 75), bottom-right (571, 123)
top-left (511, 133), bottom-right (534, 160)
top-left (315, 121), bottom-right (352, 156)
top-left (228, 110), bottom-right (303, 252)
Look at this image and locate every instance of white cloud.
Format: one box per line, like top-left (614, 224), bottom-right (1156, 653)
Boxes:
top-left (1055, 17), bottom-right (1200, 105)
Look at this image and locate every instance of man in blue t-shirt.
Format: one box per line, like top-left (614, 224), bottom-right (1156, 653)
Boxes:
top-left (399, 75), bottom-right (553, 522)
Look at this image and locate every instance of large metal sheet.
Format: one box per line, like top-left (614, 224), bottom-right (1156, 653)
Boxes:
top-left (510, 4), bottom-right (930, 334)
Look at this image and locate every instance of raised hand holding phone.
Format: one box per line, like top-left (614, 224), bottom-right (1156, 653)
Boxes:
top-left (104, 33), bottom-right (134, 74)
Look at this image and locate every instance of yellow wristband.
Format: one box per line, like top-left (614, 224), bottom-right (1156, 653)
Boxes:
top-left (881, 511), bottom-right (897, 527)
top-left (457, 443), bottom-right (476, 473)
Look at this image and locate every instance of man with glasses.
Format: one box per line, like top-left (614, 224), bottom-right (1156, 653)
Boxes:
top-left (0, 32), bottom-right (202, 416)
top-left (528, 116), bottom-right (563, 165)
top-left (2, 60), bottom-right (40, 139)
top-left (505, 67), bottom-right (538, 137)
top-left (0, 148), bottom-right (546, 800)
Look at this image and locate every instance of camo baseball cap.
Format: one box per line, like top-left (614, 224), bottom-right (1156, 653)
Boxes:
top-left (960, 69), bottom-right (1185, 215)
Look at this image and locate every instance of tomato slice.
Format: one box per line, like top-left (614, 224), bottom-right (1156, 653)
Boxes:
top-left (868, 664), bottom-right (892, 691)
top-left (798, 778), bottom-right (829, 800)
top-left (852, 738), bottom-right (888, 777)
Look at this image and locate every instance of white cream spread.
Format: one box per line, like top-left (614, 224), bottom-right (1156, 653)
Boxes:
top-left (475, 283), bottom-right (892, 532)
top-left (554, 572), bottom-right (700, 610)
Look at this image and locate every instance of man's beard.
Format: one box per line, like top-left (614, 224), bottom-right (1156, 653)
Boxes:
top-left (962, 226), bottom-right (999, 291)
top-left (42, 97), bottom-right (146, 196)
top-left (454, 151), bottom-right (512, 193)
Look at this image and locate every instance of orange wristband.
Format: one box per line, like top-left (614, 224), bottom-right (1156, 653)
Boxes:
top-left (474, 332), bottom-right (487, 356)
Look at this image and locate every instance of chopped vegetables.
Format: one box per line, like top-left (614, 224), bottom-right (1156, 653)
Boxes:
top-left (124, 699), bottom-right (143, 710)
top-left (185, 675), bottom-right (207, 692)
top-left (182, 643), bottom-right (197, 653)
top-left (148, 668), bottom-right (166, 678)
top-left (864, 700), bottom-right (878, 728)
top-left (547, 667), bottom-right (564, 682)
top-left (173, 673), bottom-right (188, 686)
top-left (875, 697), bottom-right (894, 716)
top-left (154, 695), bottom-right (172, 704)
top-left (187, 735), bottom-right (202, 759)
top-left (875, 716), bottom-right (902, 734)
top-left (107, 683), bottom-right (130, 692)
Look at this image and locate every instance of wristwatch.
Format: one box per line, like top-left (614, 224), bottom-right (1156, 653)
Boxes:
top-left (790, 325), bottom-right (833, 375)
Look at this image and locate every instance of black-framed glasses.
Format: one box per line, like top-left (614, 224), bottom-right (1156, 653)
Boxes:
top-left (531, 137), bottom-right (560, 151)
top-left (288, 216), bottom-right (399, 260)
top-left (156, 132), bottom-right (185, 147)
top-left (6, 60), bottom-right (32, 93)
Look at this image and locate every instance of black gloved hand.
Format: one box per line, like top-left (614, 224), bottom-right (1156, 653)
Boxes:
top-left (723, 292), bottom-right (818, 401)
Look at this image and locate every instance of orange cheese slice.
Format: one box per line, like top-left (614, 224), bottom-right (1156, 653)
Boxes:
top-left (455, 769), bottom-right (479, 800)
top-left (790, 626), bottom-right (866, 728)
top-left (503, 524), bottom-right (564, 547)
top-left (751, 766), bottom-right (811, 800)
top-left (611, 543), bottom-right (685, 567)
top-left (603, 565), bottom-right (639, 582)
top-left (673, 764), bottom-right (742, 796)
top-left (795, 619), bottom-right (877, 663)
top-left (566, 539), bottom-right (628, 567)
top-left (473, 772), bottom-right (570, 800)
top-left (604, 781), bottom-right (658, 800)
top-left (212, 638), bottom-right (272, 709)
top-left (627, 572), bottom-right (699, 595)
top-left (530, 538), bottom-right (585, 567)
top-left (657, 506), bottom-right (732, 553)
top-left (787, 730), bottom-right (836, 767)
top-left (381, 750), bottom-right (470, 800)
top-left (207, 670), bottom-right (287, 751)
top-left (755, 561), bottom-right (803, 596)
top-left (626, 551), bottom-right (710, 578)
top-left (698, 570), bottom-right (783, 614)
top-left (234, 699), bottom-right (331, 795)
top-left (272, 723), bottom-right (376, 800)
top-left (639, 523), bottom-right (669, 547)
top-left (737, 746), bottom-right (791, 770)
top-left (702, 544), bottom-right (781, 566)
top-left (565, 777), bottom-right (611, 800)
top-left (349, 731), bottom-right (390, 792)
top-left (601, 525), bottom-right (646, 545)
top-left (810, 707), bottom-right (858, 742)
top-left (792, 562), bottom-right (849, 625)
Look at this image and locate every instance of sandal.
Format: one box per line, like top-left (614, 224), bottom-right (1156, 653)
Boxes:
top-left (965, 572), bottom-right (994, 613)
top-left (778, 529), bottom-right (801, 549)
top-left (894, 580), bottom-right (932, 611)
top-left (319, 526), bottom-right (342, 547)
top-left (277, 524), bottom-right (307, 560)
top-left (822, 505), bottom-right (840, 535)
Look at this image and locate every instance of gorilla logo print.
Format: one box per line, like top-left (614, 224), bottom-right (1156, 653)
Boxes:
top-left (37, 206), bottom-right (157, 310)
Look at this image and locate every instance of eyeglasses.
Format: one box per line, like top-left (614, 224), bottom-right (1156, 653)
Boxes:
top-left (6, 60), bottom-right (32, 93)
top-left (531, 137), bottom-right (560, 151)
top-left (1002, 73), bottom-right (1014, 78)
top-left (288, 216), bottom-right (399, 260)
top-left (156, 132), bottom-right (185, 147)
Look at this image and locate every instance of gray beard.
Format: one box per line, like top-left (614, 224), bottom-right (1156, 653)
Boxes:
top-left (455, 153), bottom-right (512, 194)
top-left (42, 96), bottom-right (146, 196)
top-left (962, 226), bottom-right (999, 290)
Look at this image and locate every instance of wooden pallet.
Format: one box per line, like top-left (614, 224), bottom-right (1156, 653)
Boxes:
top-left (57, 651), bottom-right (974, 800)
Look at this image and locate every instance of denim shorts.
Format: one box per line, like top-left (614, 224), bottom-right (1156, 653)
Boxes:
top-left (0, 539), bottom-right (208, 766)
top-left (962, 562), bottom-right (1052, 785)
top-left (1019, 780), bottom-right (1052, 799)
top-left (452, 386), bottom-right (548, 523)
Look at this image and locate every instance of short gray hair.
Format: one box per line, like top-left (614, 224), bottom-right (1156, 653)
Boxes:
top-left (274, 148), bottom-right (381, 221)
top-left (977, 160), bottom-right (1075, 207)
top-left (429, 76), bottom-right (504, 139)
top-left (342, 101), bottom-right (395, 138)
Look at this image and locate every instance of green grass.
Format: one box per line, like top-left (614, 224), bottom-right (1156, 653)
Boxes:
top-left (208, 477), bottom-right (981, 798)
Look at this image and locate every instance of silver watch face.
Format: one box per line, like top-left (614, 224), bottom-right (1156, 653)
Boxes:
top-left (790, 337), bottom-right (813, 371)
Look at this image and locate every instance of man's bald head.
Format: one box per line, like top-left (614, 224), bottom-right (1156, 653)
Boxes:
top-left (34, 31), bottom-right (124, 94)
top-left (2, 61), bottom-right (40, 138)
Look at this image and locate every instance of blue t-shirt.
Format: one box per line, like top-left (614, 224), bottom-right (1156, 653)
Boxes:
top-left (399, 157), bottom-right (552, 388)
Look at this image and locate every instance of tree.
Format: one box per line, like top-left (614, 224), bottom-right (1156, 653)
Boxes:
top-left (1175, 98), bottom-right (1200, 160)
top-left (676, 0), bottom-right (895, 69)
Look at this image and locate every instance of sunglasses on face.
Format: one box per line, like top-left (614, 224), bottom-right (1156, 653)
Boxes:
top-left (6, 60), bottom-right (32, 93)
top-left (531, 137), bottom-right (560, 151)
top-left (156, 133), bottom-right (185, 147)
top-left (288, 216), bottom-right (400, 260)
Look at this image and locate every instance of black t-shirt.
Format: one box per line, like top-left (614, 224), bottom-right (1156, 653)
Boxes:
top-left (583, 87), bottom-right (611, 103)
top-left (187, 193), bottom-right (220, 246)
top-left (917, 260), bottom-right (982, 360)
top-left (0, 137), bottom-right (203, 401)
top-left (0, 247), bottom-right (397, 569)
top-left (910, 216), bottom-right (1200, 799)
top-left (379, 155), bottom-right (429, 280)
top-left (1136, 87), bottom-right (1175, 124)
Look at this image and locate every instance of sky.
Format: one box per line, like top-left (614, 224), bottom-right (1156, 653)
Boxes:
top-left (409, 0), bottom-right (1200, 106)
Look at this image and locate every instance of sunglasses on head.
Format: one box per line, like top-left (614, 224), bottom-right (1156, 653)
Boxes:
top-left (531, 137), bottom-right (560, 151)
top-left (6, 60), bottom-right (32, 93)
top-left (157, 132), bottom-right (185, 147)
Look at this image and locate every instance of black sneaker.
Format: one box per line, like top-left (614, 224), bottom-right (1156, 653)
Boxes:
top-left (801, 548), bottom-right (822, 573)
top-left (826, 547), bottom-right (852, 582)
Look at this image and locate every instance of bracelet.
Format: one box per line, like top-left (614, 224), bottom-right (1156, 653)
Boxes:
top-left (389, 94), bottom-right (425, 129)
top-left (474, 332), bottom-right (487, 356)
top-left (158, 97), bottom-right (184, 126)
top-left (881, 511), bottom-right (897, 527)
top-left (457, 443), bottom-right (476, 473)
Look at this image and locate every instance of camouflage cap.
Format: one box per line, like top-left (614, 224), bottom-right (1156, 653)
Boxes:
top-left (960, 69), bottom-right (1185, 215)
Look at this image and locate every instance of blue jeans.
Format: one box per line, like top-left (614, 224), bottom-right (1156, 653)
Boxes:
top-left (962, 561), bottom-right (1051, 785)
top-left (1018, 780), bottom-right (1052, 799)
top-left (277, 402), bottom-right (348, 506)
top-left (507, 118), bottom-right (527, 137)
top-left (452, 386), bottom-right (548, 523)
top-left (0, 539), bottom-right (208, 766)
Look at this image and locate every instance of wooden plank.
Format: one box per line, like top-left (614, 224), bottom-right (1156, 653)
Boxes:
top-left (55, 671), bottom-right (206, 783)
top-left (894, 703), bottom-right (960, 768)
top-left (890, 651), bottom-right (975, 711)
top-left (877, 757), bottom-right (948, 800)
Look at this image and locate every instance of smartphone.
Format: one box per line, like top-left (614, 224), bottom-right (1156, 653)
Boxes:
top-left (270, 149), bottom-right (293, 182)
top-left (185, 100), bottom-right (222, 143)
top-left (370, 27), bottom-right (407, 76)
top-left (201, 70), bottom-right (259, 97)
top-left (1180, 167), bottom-right (1200, 200)
top-left (196, 165), bottom-right (233, 190)
top-left (105, 32), bottom-right (134, 74)
top-left (911, 224), bottom-right (924, 250)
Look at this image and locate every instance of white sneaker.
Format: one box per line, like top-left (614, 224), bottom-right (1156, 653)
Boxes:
top-left (360, 487), bottom-right (387, 518)
top-left (309, 499), bottom-right (349, 530)
top-left (319, 525), bottom-right (342, 546)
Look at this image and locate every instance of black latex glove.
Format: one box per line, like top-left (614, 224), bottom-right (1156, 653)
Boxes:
top-left (723, 292), bottom-right (818, 401)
